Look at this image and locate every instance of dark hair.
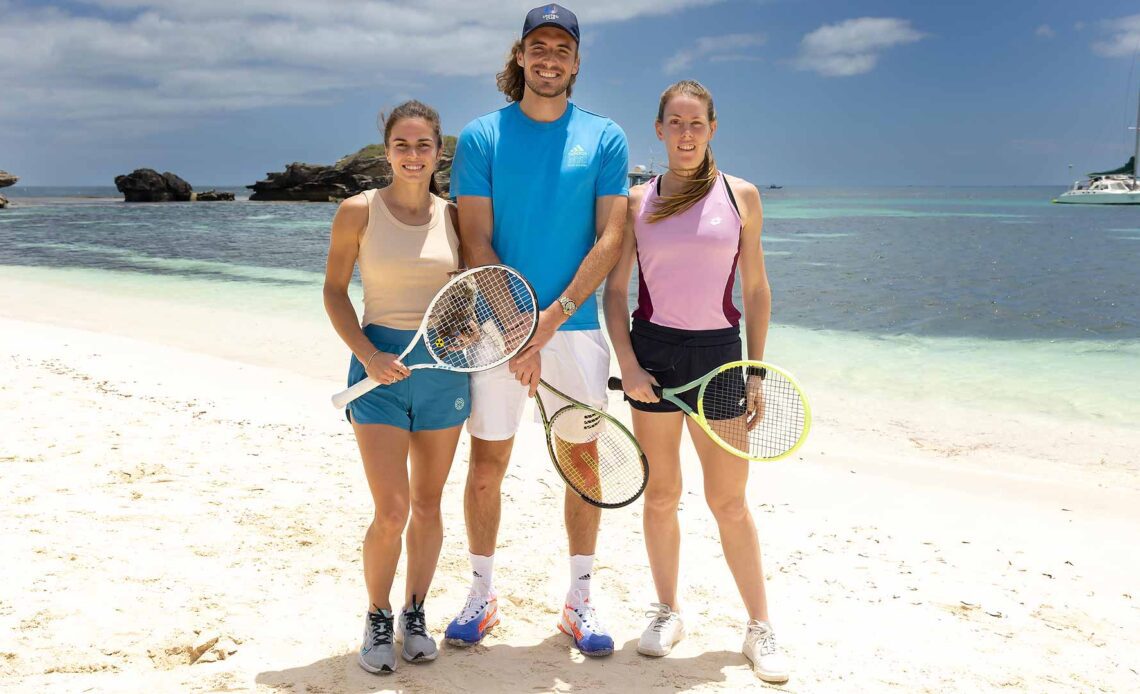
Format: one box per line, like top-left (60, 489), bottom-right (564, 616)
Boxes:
top-left (381, 100), bottom-right (443, 195)
top-left (496, 38), bottom-right (578, 103)
top-left (647, 80), bottom-right (719, 224)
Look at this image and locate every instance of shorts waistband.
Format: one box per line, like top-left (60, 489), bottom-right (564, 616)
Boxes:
top-left (631, 318), bottom-right (740, 347)
top-left (363, 323), bottom-right (418, 344)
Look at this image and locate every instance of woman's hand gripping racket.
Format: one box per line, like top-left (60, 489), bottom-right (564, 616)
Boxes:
top-left (609, 360), bottom-right (811, 462)
top-left (331, 265), bottom-right (538, 409)
top-left (533, 379), bottom-right (648, 509)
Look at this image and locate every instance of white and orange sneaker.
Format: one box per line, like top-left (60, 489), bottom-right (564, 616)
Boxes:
top-left (444, 592), bottom-right (499, 646)
top-left (558, 590), bottom-right (614, 657)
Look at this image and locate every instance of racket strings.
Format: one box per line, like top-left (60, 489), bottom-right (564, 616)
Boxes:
top-left (550, 407), bottom-right (645, 507)
top-left (425, 267), bottom-right (536, 370)
top-left (700, 365), bottom-right (806, 459)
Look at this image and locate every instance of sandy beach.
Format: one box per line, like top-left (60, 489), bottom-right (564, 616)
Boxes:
top-left (2, 272), bottom-right (1139, 693)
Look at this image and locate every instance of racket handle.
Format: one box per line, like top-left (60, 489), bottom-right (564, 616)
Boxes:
top-left (331, 377), bottom-right (380, 409)
top-left (607, 376), bottom-right (663, 398)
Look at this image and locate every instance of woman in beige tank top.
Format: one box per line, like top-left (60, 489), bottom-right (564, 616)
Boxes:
top-left (323, 101), bottom-right (465, 673)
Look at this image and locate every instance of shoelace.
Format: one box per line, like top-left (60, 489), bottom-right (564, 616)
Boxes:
top-left (746, 619), bottom-right (778, 656)
top-left (403, 594), bottom-right (428, 637)
top-left (569, 600), bottom-right (607, 633)
top-left (644, 603), bottom-right (677, 633)
top-left (367, 607), bottom-right (394, 646)
top-left (458, 593), bottom-right (489, 624)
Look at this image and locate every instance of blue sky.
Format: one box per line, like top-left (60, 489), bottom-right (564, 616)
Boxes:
top-left (2, 0), bottom-right (1139, 186)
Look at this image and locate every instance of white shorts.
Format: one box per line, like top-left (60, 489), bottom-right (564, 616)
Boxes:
top-left (467, 329), bottom-right (610, 441)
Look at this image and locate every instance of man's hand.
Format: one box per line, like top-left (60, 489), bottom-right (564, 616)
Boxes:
top-left (508, 349), bottom-right (542, 396)
top-left (511, 303), bottom-right (564, 368)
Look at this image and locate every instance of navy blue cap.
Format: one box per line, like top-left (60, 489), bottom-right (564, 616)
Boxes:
top-left (522, 4), bottom-right (580, 44)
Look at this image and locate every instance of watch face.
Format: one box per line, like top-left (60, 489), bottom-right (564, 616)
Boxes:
top-left (560, 297), bottom-right (576, 315)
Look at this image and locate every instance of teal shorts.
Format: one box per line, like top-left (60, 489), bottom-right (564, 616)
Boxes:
top-left (346, 324), bottom-right (471, 431)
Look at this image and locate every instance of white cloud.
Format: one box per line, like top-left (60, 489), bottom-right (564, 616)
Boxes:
top-left (1092, 14), bottom-right (1140, 57)
top-left (794, 17), bottom-right (925, 77)
top-left (664, 33), bottom-right (766, 75)
top-left (0, 0), bottom-right (724, 127)
top-left (1035, 24), bottom-right (1055, 39)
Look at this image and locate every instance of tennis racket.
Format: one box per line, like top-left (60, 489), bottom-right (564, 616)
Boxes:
top-left (533, 379), bottom-right (648, 509)
top-left (608, 360), bottom-right (811, 462)
top-left (331, 264), bottom-right (538, 409)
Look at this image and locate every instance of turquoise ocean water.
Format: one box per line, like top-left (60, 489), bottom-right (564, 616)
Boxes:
top-left (2, 185), bottom-right (1138, 425)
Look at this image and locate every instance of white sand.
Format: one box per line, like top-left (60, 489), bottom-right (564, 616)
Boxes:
top-left (2, 273), bottom-right (1139, 693)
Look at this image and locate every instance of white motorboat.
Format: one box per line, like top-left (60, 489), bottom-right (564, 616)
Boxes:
top-left (1054, 90), bottom-right (1140, 205)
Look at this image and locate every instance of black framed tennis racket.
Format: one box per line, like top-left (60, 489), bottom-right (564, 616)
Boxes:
top-left (533, 379), bottom-right (648, 509)
top-left (332, 264), bottom-right (538, 409)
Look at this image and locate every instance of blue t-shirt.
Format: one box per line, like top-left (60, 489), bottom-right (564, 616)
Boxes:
top-left (451, 102), bottom-right (630, 330)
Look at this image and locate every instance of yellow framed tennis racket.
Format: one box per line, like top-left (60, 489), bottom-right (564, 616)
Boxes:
top-left (609, 359), bottom-right (811, 462)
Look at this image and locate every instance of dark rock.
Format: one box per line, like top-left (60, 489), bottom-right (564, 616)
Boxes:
top-left (114, 168), bottom-right (193, 202)
top-left (248, 146), bottom-right (453, 202)
top-left (193, 190), bottom-right (235, 202)
top-left (0, 170), bottom-right (17, 188)
top-left (0, 193), bottom-right (7, 208)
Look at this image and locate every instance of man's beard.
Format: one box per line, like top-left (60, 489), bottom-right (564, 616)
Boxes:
top-left (524, 72), bottom-right (571, 99)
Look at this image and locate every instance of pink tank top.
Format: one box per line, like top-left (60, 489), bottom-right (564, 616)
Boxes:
top-left (632, 174), bottom-right (743, 330)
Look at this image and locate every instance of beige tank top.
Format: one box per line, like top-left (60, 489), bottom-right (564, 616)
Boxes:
top-left (358, 189), bottom-right (460, 330)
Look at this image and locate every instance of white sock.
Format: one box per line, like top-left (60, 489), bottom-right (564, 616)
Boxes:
top-left (469, 552), bottom-right (494, 596)
top-left (568, 554), bottom-right (594, 602)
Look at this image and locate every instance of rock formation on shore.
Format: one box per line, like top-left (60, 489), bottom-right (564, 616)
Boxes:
top-left (248, 139), bottom-right (454, 202)
top-left (193, 190), bottom-right (235, 202)
top-left (114, 169), bottom-right (193, 202)
top-left (0, 170), bottom-right (15, 208)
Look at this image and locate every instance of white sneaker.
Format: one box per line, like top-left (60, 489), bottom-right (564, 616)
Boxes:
top-left (637, 603), bottom-right (685, 657)
top-left (742, 619), bottom-right (789, 683)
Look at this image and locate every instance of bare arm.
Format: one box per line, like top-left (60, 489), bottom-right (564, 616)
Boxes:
top-left (512, 193), bottom-right (629, 394)
top-left (730, 177), bottom-right (771, 360)
top-left (602, 185), bottom-right (657, 401)
top-left (323, 194), bottom-right (409, 383)
top-left (455, 196), bottom-right (500, 267)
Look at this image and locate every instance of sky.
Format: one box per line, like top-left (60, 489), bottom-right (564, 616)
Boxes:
top-left (2, 0), bottom-right (1140, 187)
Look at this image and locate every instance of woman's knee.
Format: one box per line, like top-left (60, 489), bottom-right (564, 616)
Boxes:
top-left (706, 492), bottom-right (750, 524)
top-left (409, 491), bottom-right (443, 520)
top-left (644, 478), bottom-right (682, 514)
top-left (371, 500), bottom-right (410, 534)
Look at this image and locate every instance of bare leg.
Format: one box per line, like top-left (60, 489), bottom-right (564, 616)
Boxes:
top-left (464, 435), bottom-right (514, 556)
top-left (631, 409), bottom-right (686, 608)
top-left (404, 424), bottom-right (462, 606)
top-left (352, 419), bottom-right (411, 612)
top-left (687, 418), bottom-right (769, 621)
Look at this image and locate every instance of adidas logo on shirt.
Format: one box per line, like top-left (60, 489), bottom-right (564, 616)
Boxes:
top-left (567, 144), bottom-right (588, 168)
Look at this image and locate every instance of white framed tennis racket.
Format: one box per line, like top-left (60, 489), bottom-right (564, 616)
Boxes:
top-left (331, 264), bottom-right (538, 409)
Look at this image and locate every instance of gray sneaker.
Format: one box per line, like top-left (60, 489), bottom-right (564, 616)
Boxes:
top-left (358, 607), bottom-right (397, 674)
top-left (398, 595), bottom-right (439, 662)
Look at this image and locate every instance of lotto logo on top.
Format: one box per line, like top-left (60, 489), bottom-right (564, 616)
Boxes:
top-left (567, 144), bottom-right (588, 168)
top-left (544, 5), bottom-right (558, 19)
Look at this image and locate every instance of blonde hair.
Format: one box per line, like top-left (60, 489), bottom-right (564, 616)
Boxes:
top-left (496, 38), bottom-right (578, 103)
top-left (647, 80), bottom-right (719, 224)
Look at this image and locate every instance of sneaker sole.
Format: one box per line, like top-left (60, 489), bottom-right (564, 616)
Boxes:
top-left (357, 652), bottom-right (395, 674)
top-left (402, 648), bottom-right (439, 663)
top-left (756, 672), bottom-right (790, 684)
top-left (558, 623), bottom-right (613, 657)
top-left (443, 616), bottom-right (499, 647)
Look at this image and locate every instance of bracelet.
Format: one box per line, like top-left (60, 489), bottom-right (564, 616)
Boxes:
top-left (364, 349), bottom-right (381, 370)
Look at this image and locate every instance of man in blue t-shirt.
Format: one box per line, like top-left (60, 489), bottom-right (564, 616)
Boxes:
top-left (443, 4), bottom-right (629, 658)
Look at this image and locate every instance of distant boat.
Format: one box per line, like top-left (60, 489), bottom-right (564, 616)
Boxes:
top-left (1054, 90), bottom-right (1140, 205)
top-left (767, 185), bottom-right (783, 190)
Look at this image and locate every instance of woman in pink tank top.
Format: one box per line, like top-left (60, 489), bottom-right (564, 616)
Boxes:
top-left (602, 80), bottom-right (789, 683)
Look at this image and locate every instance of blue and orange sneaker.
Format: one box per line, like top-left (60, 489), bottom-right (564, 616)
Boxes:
top-left (558, 590), bottom-right (614, 657)
top-left (444, 592), bottom-right (499, 646)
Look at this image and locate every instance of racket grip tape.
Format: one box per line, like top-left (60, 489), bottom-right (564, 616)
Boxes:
top-left (607, 376), bottom-right (663, 397)
top-left (331, 377), bottom-right (380, 409)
